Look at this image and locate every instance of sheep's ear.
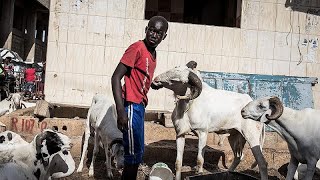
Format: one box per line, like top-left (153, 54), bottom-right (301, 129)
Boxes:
top-left (6, 94), bottom-right (12, 101)
top-left (186, 61), bottom-right (197, 70)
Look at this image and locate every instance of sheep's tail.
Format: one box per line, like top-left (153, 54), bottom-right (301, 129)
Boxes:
top-left (87, 95), bottom-right (102, 125)
top-left (250, 123), bottom-right (266, 169)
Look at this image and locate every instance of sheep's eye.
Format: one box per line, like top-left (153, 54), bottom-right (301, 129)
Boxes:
top-left (258, 103), bottom-right (265, 109)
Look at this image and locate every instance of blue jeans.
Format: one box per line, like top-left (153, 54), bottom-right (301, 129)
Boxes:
top-left (24, 82), bottom-right (35, 93)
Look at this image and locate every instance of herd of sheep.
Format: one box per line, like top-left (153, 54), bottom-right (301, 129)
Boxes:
top-left (0, 61), bottom-right (319, 180)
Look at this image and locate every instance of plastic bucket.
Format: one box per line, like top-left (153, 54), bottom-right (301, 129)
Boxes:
top-left (149, 162), bottom-right (174, 180)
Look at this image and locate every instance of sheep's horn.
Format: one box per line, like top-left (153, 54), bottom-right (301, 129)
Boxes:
top-left (266, 96), bottom-right (283, 120)
top-left (188, 71), bottom-right (202, 100)
top-left (186, 61), bottom-right (197, 70)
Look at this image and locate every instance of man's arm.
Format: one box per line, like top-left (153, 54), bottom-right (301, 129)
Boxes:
top-left (111, 62), bottom-right (130, 131)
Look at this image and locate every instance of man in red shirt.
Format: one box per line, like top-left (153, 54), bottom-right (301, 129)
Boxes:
top-left (111, 16), bottom-right (168, 180)
top-left (25, 67), bottom-right (36, 82)
top-left (24, 64), bottom-right (36, 97)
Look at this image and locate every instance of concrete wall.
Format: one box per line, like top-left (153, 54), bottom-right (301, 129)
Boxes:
top-left (45, 0), bottom-right (320, 110)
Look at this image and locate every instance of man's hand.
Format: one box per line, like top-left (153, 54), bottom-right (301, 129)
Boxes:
top-left (117, 109), bottom-right (128, 131)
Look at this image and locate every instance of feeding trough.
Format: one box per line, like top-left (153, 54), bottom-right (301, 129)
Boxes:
top-left (186, 171), bottom-right (258, 180)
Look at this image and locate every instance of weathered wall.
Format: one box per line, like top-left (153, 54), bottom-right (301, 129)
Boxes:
top-left (45, 0), bottom-right (320, 110)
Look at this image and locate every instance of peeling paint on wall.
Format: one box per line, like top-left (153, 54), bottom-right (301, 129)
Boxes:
top-left (201, 71), bottom-right (318, 110)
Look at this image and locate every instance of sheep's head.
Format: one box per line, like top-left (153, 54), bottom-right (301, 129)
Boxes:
top-left (241, 96), bottom-right (284, 123)
top-left (33, 129), bottom-right (75, 180)
top-left (12, 93), bottom-right (23, 109)
top-left (7, 93), bottom-right (23, 110)
top-left (109, 139), bottom-right (124, 169)
top-left (151, 61), bottom-right (202, 100)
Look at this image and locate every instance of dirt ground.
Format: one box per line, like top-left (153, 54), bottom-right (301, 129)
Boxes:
top-left (6, 115), bottom-right (320, 180)
top-left (57, 121), bottom-right (320, 180)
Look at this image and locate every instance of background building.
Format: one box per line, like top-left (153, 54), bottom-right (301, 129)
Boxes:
top-left (42, 0), bottom-right (320, 110)
top-left (0, 0), bottom-right (49, 63)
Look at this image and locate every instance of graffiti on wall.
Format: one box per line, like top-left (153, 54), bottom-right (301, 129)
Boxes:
top-left (299, 37), bottom-right (319, 63)
top-left (305, 10), bottom-right (320, 34)
top-left (11, 117), bottom-right (47, 133)
top-left (286, 0), bottom-right (320, 34)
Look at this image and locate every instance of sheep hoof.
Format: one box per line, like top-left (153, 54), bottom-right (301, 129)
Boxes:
top-left (76, 168), bottom-right (83, 173)
top-left (107, 171), bottom-right (113, 179)
top-left (88, 169), bottom-right (94, 177)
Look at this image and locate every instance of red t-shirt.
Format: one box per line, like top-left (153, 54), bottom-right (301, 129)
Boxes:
top-left (120, 41), bottom-right (157, 106)
top-left (25, 68), bottom-right (36, 82)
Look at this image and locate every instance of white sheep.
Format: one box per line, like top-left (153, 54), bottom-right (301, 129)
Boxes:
top-left (77, 94), bottom-right (124, 178)
top-left (241, 96), bottom-right (320, 180)
top-left (151, 61), bottom-right (267, 180)
top-left (0, 162), bottom-right (36, 180)
top-left (0, 129), bottom-right (75, 180)
top-left (7, 93), bottom-right (36, 113)
top-left (7, 93), bottom-right (25, 113)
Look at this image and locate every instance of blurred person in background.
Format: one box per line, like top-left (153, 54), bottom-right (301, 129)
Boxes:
top-left (24, 63), bottom-right (36, 98)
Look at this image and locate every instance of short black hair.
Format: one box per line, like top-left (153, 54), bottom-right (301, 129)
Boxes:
top-left (148, 16), bottom-right (169, 33)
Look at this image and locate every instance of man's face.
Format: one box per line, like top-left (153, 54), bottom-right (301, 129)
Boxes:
top-left (145, 21), bottom-right (167, 48)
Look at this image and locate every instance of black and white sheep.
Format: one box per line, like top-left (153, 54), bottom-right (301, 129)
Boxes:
top-left (0, 130), bottom-right (28, 147)
top-left (241, 96), bottom-right (320, 180)
top-left (0, 129), bottom-right (75, 180)
top-left (151, 61), bottom-right (267, 180)
top-left (77, 94), bottom-right (124, 178)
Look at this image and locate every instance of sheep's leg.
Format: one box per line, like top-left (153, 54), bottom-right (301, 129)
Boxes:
top-left (227, 131), bottom-right (246, 171)
top-left (298, 160), bottom-right (320, 179)
top-left (175, 135), bottom-right (185, 180)
top-left (104, 145), bottom-right (113, 179)
top-left (77, 121), bottom-right (91, 173)
top-left (286, 156), bottom-right (299, 180)
top-left (218, 134), bottom-right (229, 146)
top-left (294, 163), bottom-right (305, 180)
top-left (196, 131), bottom-right (207, 174)
top-left (300, 159), bottom-right (317, 180)
top-left (251, 145), bottom-right (268, 180)
top-left (89, 132), bottom-right (99, 177)
top-left (242, 122), bottom-right (268, 180)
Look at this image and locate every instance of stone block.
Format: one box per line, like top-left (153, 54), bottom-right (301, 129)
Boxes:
top-left (0, 115), bottom-right (85, 137)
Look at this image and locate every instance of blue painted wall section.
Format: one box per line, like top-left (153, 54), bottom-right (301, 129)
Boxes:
top-left (200, 71), bottom-right (318, 110)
